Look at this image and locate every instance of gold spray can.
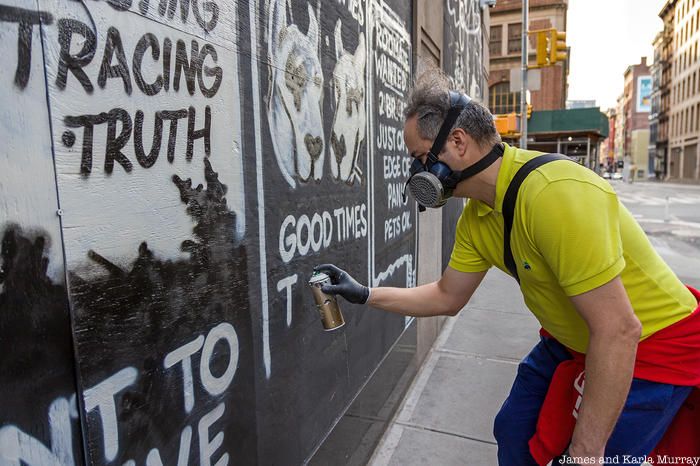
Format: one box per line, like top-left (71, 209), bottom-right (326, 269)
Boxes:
top-left (308, 272), bottom-right (345, 331)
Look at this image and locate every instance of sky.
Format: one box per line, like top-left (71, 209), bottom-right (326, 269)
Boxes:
top-left (567, 0), bottom-right (667, 110)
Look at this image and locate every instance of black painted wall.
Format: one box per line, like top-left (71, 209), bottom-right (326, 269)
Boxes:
top-left (0, 0), bottom-right (485, 464)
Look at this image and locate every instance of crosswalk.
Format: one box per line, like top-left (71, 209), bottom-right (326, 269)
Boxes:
top-left (617, 193), bottom-right (700, 206)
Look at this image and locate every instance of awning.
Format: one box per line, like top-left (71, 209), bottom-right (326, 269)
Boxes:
top-left (527, 107), bottom-right (609, 138)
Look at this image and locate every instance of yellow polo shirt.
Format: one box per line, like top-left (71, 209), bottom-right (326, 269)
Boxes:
top-left (449, 143), bottom-right (696, 353)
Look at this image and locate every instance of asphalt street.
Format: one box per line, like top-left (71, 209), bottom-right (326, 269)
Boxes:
top-left (614, 180), bottom-right (700, 289)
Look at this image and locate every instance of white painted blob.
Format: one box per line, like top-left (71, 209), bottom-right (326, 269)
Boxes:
top-left (39, 1), bottom-right (244, 277)
top-left (0, 0), bottom-right (65, 284)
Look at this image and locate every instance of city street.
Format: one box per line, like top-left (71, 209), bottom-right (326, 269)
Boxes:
top-left (371, 180), bottom-right (700, 466)
top-left (615, 180), bottom-right (700, 288)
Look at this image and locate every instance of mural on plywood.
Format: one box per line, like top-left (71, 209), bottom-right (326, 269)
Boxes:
top-left (2, 0), bottom-right (255, 464)
top-left (0, 3), bottom-right (84, 464)
top-left (368, 0), bottom-right (417, 291)
top-left (330, 20), bottom-right (367, 184)
top-left (266, 0), bottom-right (326, 187)
top-left (253, 0), bottom-right (414, 463)
top-left (0, 0), bottom-right (488, 463)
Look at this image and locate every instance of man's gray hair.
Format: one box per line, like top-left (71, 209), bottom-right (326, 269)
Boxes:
top-left (403, 69), bottom-right (501, 148)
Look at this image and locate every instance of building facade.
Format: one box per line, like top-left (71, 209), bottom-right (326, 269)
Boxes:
top-left (650, 32), bottom-right (664, 178)
top-left (615, 94), bottom-right (626, 163)
top-left (602, 108), bottom-right (617, 170)
top-left (488, 0), bottom-right (568, 115)
top-left (623, 58), bottom-right (652, 179)
top-left (656, 0), bottom-right (678, 179)
top-left (669, 0), bottom-right (700, 181)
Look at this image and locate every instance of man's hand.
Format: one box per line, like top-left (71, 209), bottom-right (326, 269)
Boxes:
top-left (313, 264), bottom-right (370, 304)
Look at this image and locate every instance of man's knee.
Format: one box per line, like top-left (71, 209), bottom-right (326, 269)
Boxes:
top-left (493, 398), bottom-right (512, 444)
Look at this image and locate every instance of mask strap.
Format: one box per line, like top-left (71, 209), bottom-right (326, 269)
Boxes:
top-left (401, 174), bottom-right (414, 204)
top-left (444, 143), bottom-right (504, 188)
top-left (427, 92), bottom-right (471, 162)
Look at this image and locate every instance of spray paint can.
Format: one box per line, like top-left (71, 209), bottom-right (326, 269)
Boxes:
top-left (308, 272), bottom-right (345, 331)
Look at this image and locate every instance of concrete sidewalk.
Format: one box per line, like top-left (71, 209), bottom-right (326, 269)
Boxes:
top-left (369, 269), bottom-right (540, 466)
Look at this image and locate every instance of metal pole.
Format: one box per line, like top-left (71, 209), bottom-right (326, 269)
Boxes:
top-left (586, 136), bottom-right (591, 169)
top-left (520, 0), bottom-right (529, 149)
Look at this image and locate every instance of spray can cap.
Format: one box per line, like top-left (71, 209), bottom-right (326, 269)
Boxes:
top-left (309, 271), bottom-right (329, 285)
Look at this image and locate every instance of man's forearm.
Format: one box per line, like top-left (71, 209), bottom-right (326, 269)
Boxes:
top-left (367, 282), bottom-right (457, 317)
top-left (570, 332), bottom-right (638, 460)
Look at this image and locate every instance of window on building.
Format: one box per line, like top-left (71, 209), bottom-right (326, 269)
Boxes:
top-left (489, 82), bottom-right (521, 114)
top-left (508, 23), bottom-right (522, 54)
top-left (671, 114), bottom-right (675, 137)
top-left (697, 103), bottom-right (700, 131)
top-left (490, 25), bottom-right (503, 57)
top-left (691, 106), bottom-right (695, 133)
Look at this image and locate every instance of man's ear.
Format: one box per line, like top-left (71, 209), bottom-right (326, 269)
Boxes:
top-left (450, 128), bottom-right (470, 156)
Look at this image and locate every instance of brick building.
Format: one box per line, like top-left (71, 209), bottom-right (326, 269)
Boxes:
top-left (488, 0), bottom-right (568, 114)
top-left (623, 58), bottom-right (651, 179)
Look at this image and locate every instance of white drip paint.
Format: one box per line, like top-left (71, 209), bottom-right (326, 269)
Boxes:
top-left (251, 0), bottom-right (272, 379)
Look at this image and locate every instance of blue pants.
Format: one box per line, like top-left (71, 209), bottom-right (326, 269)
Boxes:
top-left (493, 336), bottom-right (693, 466)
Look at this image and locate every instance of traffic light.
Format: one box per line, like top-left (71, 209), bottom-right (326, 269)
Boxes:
top-left (526, 104), bottom-right (532, 119)
top-left (494, 113), bottom-right (520, 136)
top-left (550, 29), bottom-right (567, 64)
top-left (535, 30), bottom-right (550, 67)
top-left (529, 28), bottom-right (567, 67)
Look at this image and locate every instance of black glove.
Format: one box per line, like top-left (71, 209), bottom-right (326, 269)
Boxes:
top-left (313, 264), bottom-right (370, 304)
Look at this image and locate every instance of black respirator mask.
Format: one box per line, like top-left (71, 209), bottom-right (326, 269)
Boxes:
top-left (403, 91), bottom-right (504, 212)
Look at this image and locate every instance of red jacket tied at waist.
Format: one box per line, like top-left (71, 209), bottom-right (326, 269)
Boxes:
top-left (528, 286), bottom-right (700, 465)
